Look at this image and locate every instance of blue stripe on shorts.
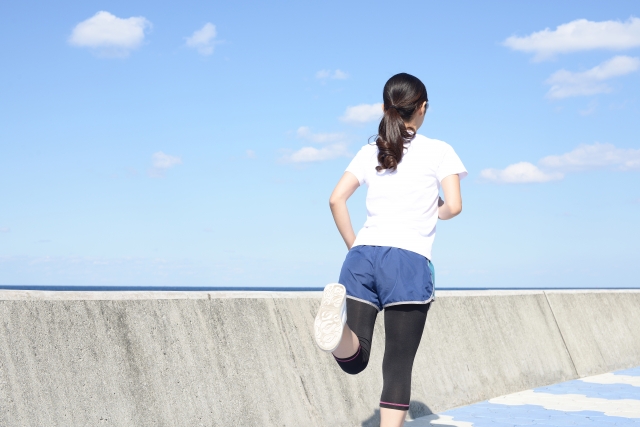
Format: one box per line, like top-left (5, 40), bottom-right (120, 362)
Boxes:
top-left (338, 245), bottom-right (434, 311)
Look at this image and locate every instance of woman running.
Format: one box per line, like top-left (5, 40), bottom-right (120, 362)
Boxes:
top-left (314, 72), bottom-right (467, 427)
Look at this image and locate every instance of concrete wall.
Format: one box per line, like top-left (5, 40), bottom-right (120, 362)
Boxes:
top-left (545, 290), bottom-right (640, 377)
top-left (0, 289), bottom-right (638, 427)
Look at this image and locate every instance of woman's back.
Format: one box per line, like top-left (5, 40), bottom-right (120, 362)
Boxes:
top-left (346, 134), bottom-right (466, 260)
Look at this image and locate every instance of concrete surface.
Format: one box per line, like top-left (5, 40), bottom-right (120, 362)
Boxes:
top-left (0, 289), bottom-right (639, 426)
top-left (545, 290), bottom-right (640, 377)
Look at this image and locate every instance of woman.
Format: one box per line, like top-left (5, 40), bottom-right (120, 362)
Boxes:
top-left (314, 73), bottom-right (467, 427)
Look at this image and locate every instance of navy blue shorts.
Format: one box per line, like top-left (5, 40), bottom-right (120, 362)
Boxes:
top-left (338, 245), bottom-right (435, 311)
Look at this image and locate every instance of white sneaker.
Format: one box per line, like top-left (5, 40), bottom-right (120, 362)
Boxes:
top-left (314, 283), bottom-right (347, 353)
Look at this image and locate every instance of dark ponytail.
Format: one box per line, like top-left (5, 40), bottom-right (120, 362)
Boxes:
top-left (375, 73), bottom-right (428, 172)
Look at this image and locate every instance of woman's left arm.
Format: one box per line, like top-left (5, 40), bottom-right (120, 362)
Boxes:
top-left (438, 174), bottom-right (462, 220)
top-left (329, 172), bottom-right (361, 249)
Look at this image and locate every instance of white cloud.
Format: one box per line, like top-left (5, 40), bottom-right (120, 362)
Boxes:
top-left (316, 69), bottom-right (349, 80)
top-left (340, 103), bottom-right (383, 124)
top-left (0, 227), bottom-right (9, 233)
top-left (481, 142), bottom-right (640, 184)
top-left (152, 152), bottom-right (182, 168)
top-left (296, 126), bottom-right (345, 143)
top-left (282, 127), bottom-right (350, 163)
top-left (480, 162), bottom-right (564, 184)
top-left (503, 17), bottom-right (640, 61)
top-left (285, 144), bottom-right (350, 163)
top-left (545, 56), bottom-right (640, 99)
top-left (245, 149), bottom-right (256, 158)
top-left (185, 23), bottom-right (217, 56)
top-left (68, 11), bottom-right (151, 57)
top-left (333, 69), bottom-right (348, 79)
top-left (539, 142), bottom-right (640, 172)
top-left (149, 151), bottom-right (182, 178)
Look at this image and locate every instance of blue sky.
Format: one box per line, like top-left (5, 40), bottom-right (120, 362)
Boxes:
top-left (1, 1), bottom-right (639, 288)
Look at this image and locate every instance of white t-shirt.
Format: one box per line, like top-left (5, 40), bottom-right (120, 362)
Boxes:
top-left (346, 134), bottom-right (467, 260)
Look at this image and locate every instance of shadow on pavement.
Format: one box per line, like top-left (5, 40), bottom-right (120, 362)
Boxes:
top-left (361, 401), bottom-right (457, 427)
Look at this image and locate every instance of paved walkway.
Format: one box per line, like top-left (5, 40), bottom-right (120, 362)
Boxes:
top-left (408, 367), bottom-right (640, 426)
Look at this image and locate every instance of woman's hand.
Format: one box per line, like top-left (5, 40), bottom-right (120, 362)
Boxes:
top-left (438, 174), bottom-right (462, 220)
top-left (329, 172), bottom-right (360, 249)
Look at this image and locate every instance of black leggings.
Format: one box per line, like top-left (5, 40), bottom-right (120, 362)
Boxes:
top-left (333, 298), bottom-right (430, 411)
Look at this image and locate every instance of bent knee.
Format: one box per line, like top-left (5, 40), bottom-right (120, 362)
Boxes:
top-left (338, 360), bottom-right (369, 375)
top-left (334, 345), bottom-right (369, 375)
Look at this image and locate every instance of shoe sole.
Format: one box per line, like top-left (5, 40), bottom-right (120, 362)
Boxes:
top-left (314, 283), bottom-right (346, 352)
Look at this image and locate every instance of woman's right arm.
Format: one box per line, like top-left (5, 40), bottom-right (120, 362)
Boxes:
top-left (329, 172), bottom-right (361, 249)
top-left (438, 174), bottom-right (462, 220)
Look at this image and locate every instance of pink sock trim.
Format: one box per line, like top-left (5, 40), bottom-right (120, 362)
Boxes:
top-left (333, 345), bottom-right (361, 363)
top-left (380, 401), bottom-right (409, 407)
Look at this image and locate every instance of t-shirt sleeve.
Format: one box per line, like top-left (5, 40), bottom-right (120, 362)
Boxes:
top-left (436, 146), bottom-right (468, 182)
top-left (345, 146), bottom-right (371, 185)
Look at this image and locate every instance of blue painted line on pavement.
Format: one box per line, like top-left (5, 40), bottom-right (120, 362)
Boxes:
top-left (616, 367), bottom-right (640, 377)
top-left (534, 379), bottom-right (640, 400)
top-left (422, 366), bottom-right (640, 426)
top-left (443, 403), bottom-right (640, 427)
